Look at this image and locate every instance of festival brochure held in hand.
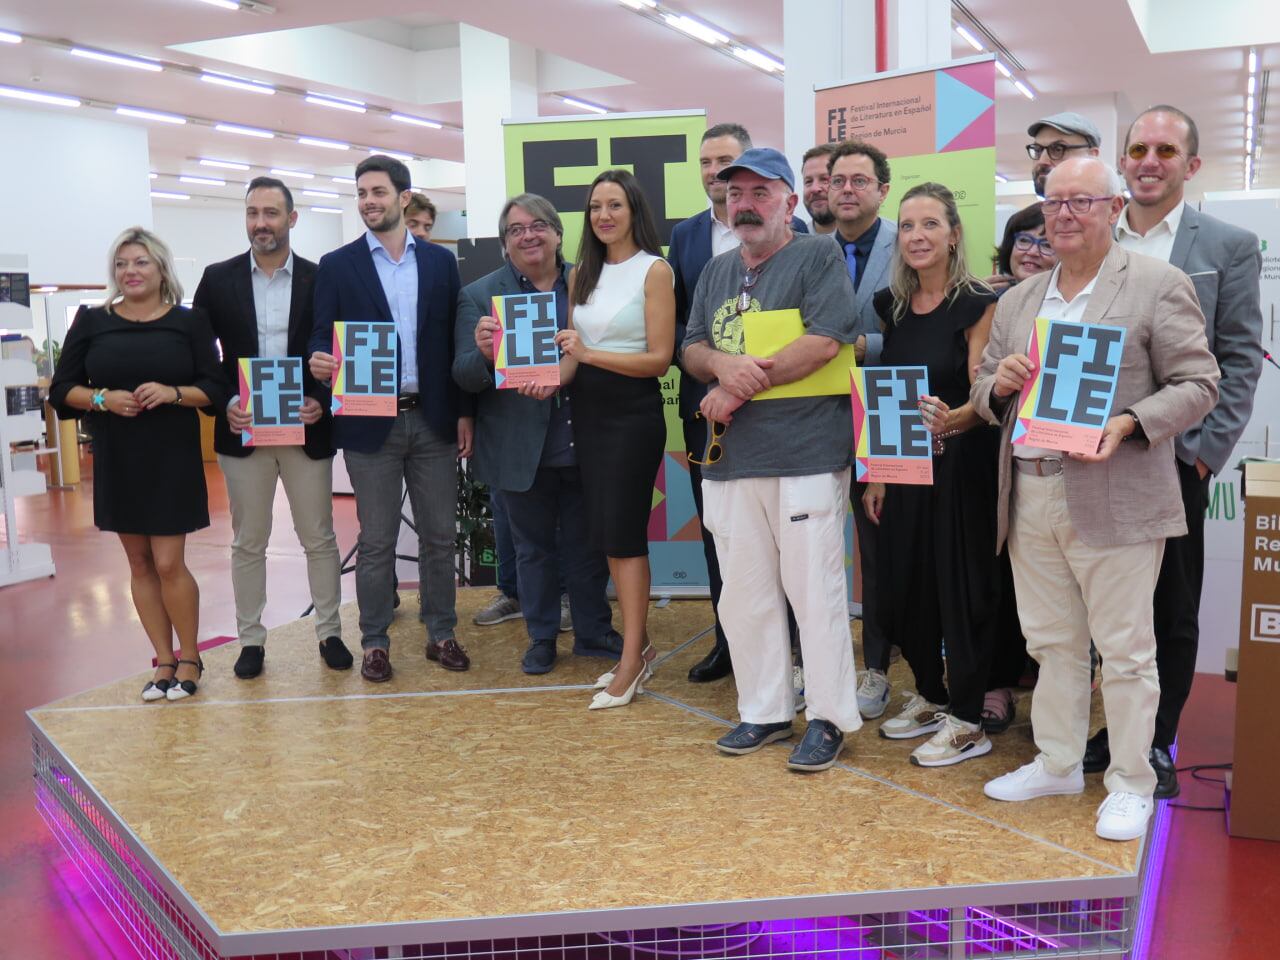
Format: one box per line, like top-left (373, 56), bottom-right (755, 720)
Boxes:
top-left (331, 320), bottom-right (397, 416)
top-left (492, 292), bottom-right (561, 389)
top-left (851, 366), bottom-right (934, 485)
top-left (238, 357), bottom-right (305, 446)
top-left (740, 309), bottom-right (857, 400)
top-left (1012, 317), bottom-right (1126, 456)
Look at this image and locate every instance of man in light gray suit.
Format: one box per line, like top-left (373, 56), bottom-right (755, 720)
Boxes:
top-left (453, 194), bottom-right (622, 674)
top-left (973, 157), bottom-right (1218, 842)
top-left (825, 138), bottom-right (899, 720)
top-left (1075, 105), bottom-right (1264, 799)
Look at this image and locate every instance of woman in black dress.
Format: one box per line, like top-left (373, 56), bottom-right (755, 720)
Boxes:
top-left (50, 227), bottom-right (226, 702)
top-left (860, 182), bottom-right (1006, 767)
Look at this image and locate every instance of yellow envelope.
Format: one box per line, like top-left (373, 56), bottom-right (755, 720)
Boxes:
top-left (741, 308), bottom-right (857, 400)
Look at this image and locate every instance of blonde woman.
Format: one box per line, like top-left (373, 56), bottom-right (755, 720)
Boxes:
top-left (50, 227), bottom-right (227, 702)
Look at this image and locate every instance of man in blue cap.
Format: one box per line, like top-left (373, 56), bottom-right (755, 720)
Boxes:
top-left (682, 148), bottom-right (862, 772)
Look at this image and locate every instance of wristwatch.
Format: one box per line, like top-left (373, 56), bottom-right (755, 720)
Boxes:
top-left (1121, 407), bottom-right (1146, 442)
top-left (172, 386), bottom-right (184, 406)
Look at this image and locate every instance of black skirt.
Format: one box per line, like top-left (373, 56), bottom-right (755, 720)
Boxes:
top-left (571, 364), bottom-right (665, 558)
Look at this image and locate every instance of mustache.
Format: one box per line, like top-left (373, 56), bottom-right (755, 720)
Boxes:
top-left (733, 211), bottom-right (764, 226)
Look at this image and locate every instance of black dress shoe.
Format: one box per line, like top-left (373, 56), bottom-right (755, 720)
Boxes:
top-left (1082, 727), bottom-right (1110, 774)
top-left (233, 645), bottom-right (264, 679)
top-left (1150, 746), bottom-right (1180, 799)
top-left (688, 641), bottom-right (732, 683)
top-left (319, 636), bottom-right (354, 671)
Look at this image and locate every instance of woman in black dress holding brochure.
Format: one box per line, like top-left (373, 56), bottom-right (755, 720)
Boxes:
top-left (860, 183), bottom-right (1007, 768)
top-left (50, 227), bottom-right (226, 702)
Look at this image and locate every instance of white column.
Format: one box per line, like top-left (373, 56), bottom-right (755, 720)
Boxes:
top-left (459, 25), bottom-right (538, 239)
top-left (889, 0), bottom-right (952, 70)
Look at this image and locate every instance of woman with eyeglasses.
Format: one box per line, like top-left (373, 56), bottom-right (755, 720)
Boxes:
top-left (555, 169), bottom-right (676, 710)
top-left (860, 182), bottom-right (1011, 767)
top-left (989, 202), bottom-right (1059, 294)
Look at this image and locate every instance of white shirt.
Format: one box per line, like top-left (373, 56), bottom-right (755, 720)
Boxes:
top-left (1115, 200), bottom-right (1183, 264)
top-left (250, 249), bottom-right (294, 359)
top-left (573, 252), bottom-right (665, 354)
top-left (710, 208), bottom-right (739, 257)
top-left (1013, 262), bottom-right (1101, 459)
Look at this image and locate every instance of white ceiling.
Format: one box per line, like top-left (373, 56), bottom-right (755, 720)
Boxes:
top-left (0, 0), bottom-right (1271, 210)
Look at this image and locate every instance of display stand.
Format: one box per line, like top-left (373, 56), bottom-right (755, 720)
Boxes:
top-left (1, 355), bottom-right (55, 586)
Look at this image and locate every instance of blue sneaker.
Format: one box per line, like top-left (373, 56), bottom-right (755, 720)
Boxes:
top-left (521, 640), bottom-right (556, 675)
top-left (572, 631), bottom-right (623, 659)
top-left (787, 719), bottom-right (844, 771)
top-left (716, 721), bottom-right (794, 755)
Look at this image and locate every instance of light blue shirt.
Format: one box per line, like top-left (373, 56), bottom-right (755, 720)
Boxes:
top-left (366, 228), bottom-right (419, 393)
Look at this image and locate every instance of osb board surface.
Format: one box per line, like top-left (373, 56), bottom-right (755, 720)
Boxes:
top-left (34, 690), bottom-right (1125, 935)
top-left (38, 590), bottom-right (716, 711)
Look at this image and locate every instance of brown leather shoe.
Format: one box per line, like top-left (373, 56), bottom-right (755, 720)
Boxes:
top-left (426, 637), bottom-right (471, 672)
top-left (361, 648), bottom-right (393, 682)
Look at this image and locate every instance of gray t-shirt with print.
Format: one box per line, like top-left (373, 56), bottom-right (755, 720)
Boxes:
top-left (683, 233), bottom-right (857, 480)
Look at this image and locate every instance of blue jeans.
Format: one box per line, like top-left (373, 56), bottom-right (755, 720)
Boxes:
top-left (491, 490), bottom-right (518, 599)
top-left (501, 466), bottom-right (613, 644)
top-left (345, 413), bottom-right (458, 651)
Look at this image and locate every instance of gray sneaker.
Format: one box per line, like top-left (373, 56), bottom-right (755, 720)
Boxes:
top-left (559, 594), bottom-right (572, 633)
top-left (473, 591), bottom-right (522, 626)
top-left (857, 669), bottom-right (890, 719)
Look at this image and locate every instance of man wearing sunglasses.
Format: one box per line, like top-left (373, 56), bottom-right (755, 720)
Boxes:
top-left (1079, 105), bottom-right (1264, 800)
top-left (1026, 112), bottom-right (1102, 198)
top-left (973, 156), bottom-right (1218, 841)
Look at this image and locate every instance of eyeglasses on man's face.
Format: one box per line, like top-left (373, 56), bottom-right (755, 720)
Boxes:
top-left (506, 220), bottom-right (552, 240)
top-left (829, 174), bottom-right (880, 192)
top-left (1040, 195), bottom-right (1114, 216)
top-left (688, 412), bottom-right (727, 466)
top-left (1125, 141), bottom-right (1184, 162)
top-left (1025, 141), bottom-right (1093, 162)
top-left (1013, 232), bottom-right (1056, 256)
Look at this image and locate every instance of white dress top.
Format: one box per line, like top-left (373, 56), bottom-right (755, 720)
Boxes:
top-left (573, 251), bottom-right (664, 354)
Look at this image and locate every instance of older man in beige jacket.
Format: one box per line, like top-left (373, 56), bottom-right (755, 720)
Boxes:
top-left (971, 157), bottom-right (1218, 842)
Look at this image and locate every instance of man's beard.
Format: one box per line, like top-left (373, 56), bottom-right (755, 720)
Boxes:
top-left (806, 203), bottom-right (835, 227)
top-left (252, 232), bottom-right (281, 253)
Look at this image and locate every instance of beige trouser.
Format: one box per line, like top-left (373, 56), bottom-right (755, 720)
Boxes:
top-left (1008, 471), bottom-right (1163, 797)
top-left (218, 448), bottom-right (342, 647)
top-left (703, 470), bottom-right (862, 733)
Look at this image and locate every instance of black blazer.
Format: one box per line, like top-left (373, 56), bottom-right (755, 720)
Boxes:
top-left (307, 234), bottom-right (472, 454)
top-left (667, 210), bottom-right (808, 420)
top-left (194, 251), bottom-right (333, 460)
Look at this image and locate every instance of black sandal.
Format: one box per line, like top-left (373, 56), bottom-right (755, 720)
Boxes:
top-left (980, 688), bottom-right (1016, 734)
top-left (142, 660), bottom-right (178, 702)
top-left (166, 658), bottom-right (204, 701)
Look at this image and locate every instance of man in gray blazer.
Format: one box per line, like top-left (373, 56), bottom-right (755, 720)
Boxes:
top-left (973, 157), bottom-right (1218, 842)
top-left (453, 194), bottom-right (622, 674)
top-left (825, 138), bottom-right (898, 720)
top-left (1079, 105), bottom-right (1264, 798)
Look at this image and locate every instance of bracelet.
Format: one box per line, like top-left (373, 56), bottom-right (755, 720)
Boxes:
top-left (935, 428), bottom-right (963, 440)
top-left (172, 386), bottom-right (183, 406)
top-left (90, 388), bottom-right (107, 411)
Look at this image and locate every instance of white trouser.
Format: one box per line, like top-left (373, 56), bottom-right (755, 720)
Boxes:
top-left (1008, 472), bottom-right (1163, 797)
top-left (218, 448), bottom-right (342, 647)
top-left (703, 470), bottom-right (861, 732)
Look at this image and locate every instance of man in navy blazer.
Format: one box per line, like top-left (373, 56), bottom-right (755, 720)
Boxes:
top-left (309, 155), bottom-right (474, 683)
top-left (197, 176), bottom-right (350, 680)
top-left (669, 123), bottom-right (808, 683)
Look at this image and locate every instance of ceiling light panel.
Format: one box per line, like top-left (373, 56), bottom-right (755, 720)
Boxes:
top-left (180, 175), bottom-right (225, 186)
top-left (390, 113), bottom-right (443, 129)
top-left (116, 106), bottom-right (186, 124)
top-left (305, 93), bottom-right (366, 113)
top-left (199, 158), bottom-right (250, 170)
top-left (150, 190), bottom-right (190, 199)
top-left (216, 122), bottom-right (274, 138)
top-left (663, 13), bottom-right (730, 45)
top-left (0, 30), bottom-right (22, 43)
top-left (297, 136), bottom-right (350, 150)
top-left (201, 72), bottom-right (274, 95)
top-left (71, 47), bottom-right (162, 71)
top-left (0, 85), bottom-right (80, 107)
top-left (270, 167), bottom-right (314, 179)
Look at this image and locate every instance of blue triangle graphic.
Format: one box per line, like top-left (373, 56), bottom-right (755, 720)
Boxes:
top-left (935, 71), bottom-right (993, 151)
top-left (1011, 419), bottom-right (1027, 443)
top-left (664, 453), bottom-right (697, 536)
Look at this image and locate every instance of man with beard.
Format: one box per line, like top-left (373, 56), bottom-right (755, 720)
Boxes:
top-left (309, 155), bottom-right (474, 682)
top-left (195, 176), bottom-right (351, 679)
top-left (1027, 112), bottom-right (1101, 198)
top-left (800, 142), bottom-right (838, 235)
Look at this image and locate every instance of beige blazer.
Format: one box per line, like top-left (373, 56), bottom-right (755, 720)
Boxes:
top-left (972, 244), bottom-right (1219, 549)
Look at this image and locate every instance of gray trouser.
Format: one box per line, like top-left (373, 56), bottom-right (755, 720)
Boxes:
top-left (218, 448), bottom-right (342, 647)
top-left (344, 413), bottom-right (458, 651)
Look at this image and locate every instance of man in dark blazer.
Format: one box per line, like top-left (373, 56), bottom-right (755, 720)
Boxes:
top-left (1082, 105), bottom-right (1265, 798)
top-left (453, 193), bottom-right (622, 675)
top-left (669, 122), bottom-right (808, 683)
top-left (308, 155), bottom-right (474, 683)
top-left (195, 176), bottom-right (350, 680)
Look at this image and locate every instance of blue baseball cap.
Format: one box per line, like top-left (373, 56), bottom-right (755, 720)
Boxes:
top-left (716, 147), bottom-right (795, 191)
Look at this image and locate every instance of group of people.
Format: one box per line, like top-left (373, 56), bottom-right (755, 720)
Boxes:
top-left (49, 100), bottom-right (1262, 843)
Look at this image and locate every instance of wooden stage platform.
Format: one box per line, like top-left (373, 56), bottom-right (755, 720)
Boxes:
top-left (28, 590), bottom-right (1167, 959)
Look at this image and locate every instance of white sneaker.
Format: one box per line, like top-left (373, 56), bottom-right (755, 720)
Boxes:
top-left (792, 665), bottom-right (806, 713)
top-left (856, 669), bottom-right (890, 719)
top-left (910, 714), bottom-right (992, 767)
top-left (984, 756), bottom-right (1085, 802)
top-left (879, 692), bottom-right (946, 739)
top-left (1095, 791), bottom-right (1154, 841)
top-left (559, 594), bottom-right (572, 633)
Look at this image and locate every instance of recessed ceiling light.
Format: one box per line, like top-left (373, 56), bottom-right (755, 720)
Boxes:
top-left (0, 84), bottom-right (80, 108)
top-left (215, 122), bottom-right (274, 139)
top-left (560, 96), bottom-right (608, 115)
top-left (305, 93), bottom-right (366, 113)
top-left (201, 72), bottom-right (274, 95)
top-left (180, 175), bottom-right (225, 186)
top-left (994, 60), bottom-right (1012, 79)
top-left (0, 30), bottom-right (24, 44)
top-left (149, 172), bottom-right (158, 179)
top-left (199, 158), bottom-right (250, 171)
top-left (297, 136), bottom-right (350, 150)
top-left (369, 149), bottom-right (415, 163)
top-left (954, 25), bottom-right (984, 52)
top-left (663, 13), bottom-right (730, 46)
top-left (303, 189), bottom-right (339, 198)
top-left (390, 113), bottom-right (443, 129)
top-left (196, 0), bottom-right (243, 9)
top-left (309, 206), bottom-right (343, 214)
top-left (618, 0), bottom-right (656, 8)
top-left (150, 190), bottom-right (190, 200)
top-left (116, 106), bottom-right (186, 124)
top-left (270, 167), bottom-right (314, 179)
top-left (332, 176), bottom-right (356, 185)
top-left (71, 47), bottom-right (162, 71)
top-left (1013, 79), bottom-right (1036, 100)
top-left (731, 46), bottom-right (784, 73)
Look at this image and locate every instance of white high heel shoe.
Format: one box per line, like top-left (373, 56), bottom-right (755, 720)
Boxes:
top-left (589, 660), bottom-right (646, 710)
top-left (594, 643), bottom-right (655, 689)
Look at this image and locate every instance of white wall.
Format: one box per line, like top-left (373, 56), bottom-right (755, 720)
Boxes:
top-left (0, 104), bottom-right (152, 286)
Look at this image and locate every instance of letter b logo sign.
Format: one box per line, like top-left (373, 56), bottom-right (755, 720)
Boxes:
top-left (1251, 604), bottom-right (1280, 643)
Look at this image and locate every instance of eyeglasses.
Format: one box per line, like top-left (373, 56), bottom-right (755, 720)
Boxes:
top-left (1012, 232), bottom-right (1055, 256)
top-left (505, 220), bottom-right (552, 240)
top-left (830, 174), bottom-right (880, 192)
top-left (735, 266), bottom-right (762, 315)
top-left (688, 412), bottom-right (727, 466)
top-left (1125, 141), bottom-right (1183, 161)
top-left (1025, 141), bottom-right (1093, 162)
top-left (1040, 195), bottom-right (1114, 216)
